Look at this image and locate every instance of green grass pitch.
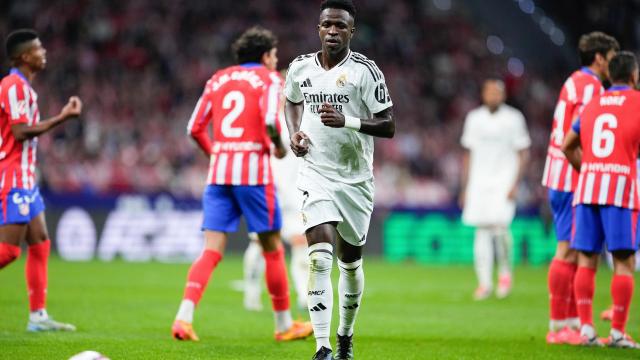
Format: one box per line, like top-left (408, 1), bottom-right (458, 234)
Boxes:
top-left (0, 256), bottom-right (638, 359)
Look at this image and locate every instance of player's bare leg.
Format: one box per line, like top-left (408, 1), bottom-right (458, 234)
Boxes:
top-left (473, 226), bottom-right (493, 300)
top-left (547, 241), bottom-right (581, 344)
top-left (574, 252), bottom-right (603, 346)
top-left (335, 235), bottom-right (362, 360)
top-left (306, 223), bottom-right (337, 358)
top-left (604, 251), bottom-right (639, 348)
top-left (242, 234), bottom-right (265, 311)
top-left (494, 226), bottom-right (513, 299)
top-left (25, 213), bottom-right (75, 332)
top-left (173, 230), bottom-right (225, 341)
top-left (257, 230), bottom-right (312, 341)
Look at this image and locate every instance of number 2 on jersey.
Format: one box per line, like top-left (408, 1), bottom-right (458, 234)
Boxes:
top-left (221, 90), bottom-right (245, 138)
top-left (592, 113), bottom-right (617, 158)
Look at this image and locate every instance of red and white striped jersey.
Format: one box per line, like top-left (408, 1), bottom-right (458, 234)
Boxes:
top-left (0, 69), bottom-right (40, 192)
top-left (187, 64), bottom-right (282, 186)
top-left (542, 68), bottom-right (603, 192)
top-left (573, 86), bottom-right (640, 209)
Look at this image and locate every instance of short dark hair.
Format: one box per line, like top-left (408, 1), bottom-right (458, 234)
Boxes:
top-left (578, 32), bottom-right (619, 66)
top-left (608, 51), bottom-right (638, 83)
top-left (320, 0), bottom-right (356, 18)
top-left (232, 26), bottom-right (277, 65)
top-left (5, 29), bottom-right (39, 60)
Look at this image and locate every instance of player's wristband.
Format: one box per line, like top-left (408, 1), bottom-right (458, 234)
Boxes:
top-left (344, 116), bottom-right (361, 131)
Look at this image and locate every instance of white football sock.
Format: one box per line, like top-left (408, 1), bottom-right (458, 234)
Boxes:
top-left (494, 227), bottom-right (513, 277)
top-left (274, 310), bottom-right (293, 333)
top-left (291, 243), bottom-right (309, 308)
top-left (549, 319), bottom-right (566, 332)
top-left (580, 324), bottom-right (596, 339)
top-left (29, 309), bottom-right (49, 322)
top-left (175, 299), bottom-right (195, 323)
top-left (307, 242), bottom-right (334, 351)
top-left (611, 328), bottom-right (624, 340)
top-left (566, 317), bottom-right (580, 330)
top-left (337, 258), bottom-right (364, 337)
top-left (474, 227), bottom-right (494, 289)
top-left (243, 239), bottom-right (265, 309)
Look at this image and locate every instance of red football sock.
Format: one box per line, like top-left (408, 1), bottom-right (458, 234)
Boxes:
top-left (183, 249), bottom-right (222, 305)
top-left (574, 266), bottom-right (596, 327)
top-left (263, 246), bottom-right (290, 311)
top-left (611, 274), bottom-right (634, 333)
top-left (566, 263), bottom-right (578, 319)
top-left (548, 259), bottom-right (573, 321)
top-left (26, 240), bottom-right (50, 311)
top-left (0, 242), bottom-right (21, 269)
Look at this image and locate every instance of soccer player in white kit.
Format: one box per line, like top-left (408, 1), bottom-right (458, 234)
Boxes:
top-left (459, 79), bottom-right (531, 301)
top-left (284, 1), bottom-right (395, 359)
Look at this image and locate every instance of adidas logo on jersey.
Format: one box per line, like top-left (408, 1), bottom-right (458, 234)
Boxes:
top-left (300, 78), bottom-right (312, 88)
top-left (310, 303), bottom-right (327, 312)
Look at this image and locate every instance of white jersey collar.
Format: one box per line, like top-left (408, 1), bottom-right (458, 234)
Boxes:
top-left (314, 50), bottom-right (352, 70)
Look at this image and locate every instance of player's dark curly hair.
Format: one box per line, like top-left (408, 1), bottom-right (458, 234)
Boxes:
top-left (608, 51), bottom-right (638, 83)
top-left (5, 29), bottom-right (38, 61)
top-left (320, 0), bottom-right (356, 18)
top-left (232, 26), bottom-right (277, 65)
top-left (578, 31), bottom-right (619, 67)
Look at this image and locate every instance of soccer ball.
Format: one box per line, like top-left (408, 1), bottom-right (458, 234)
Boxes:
top-left (68, 351), bottom-right (110, 360)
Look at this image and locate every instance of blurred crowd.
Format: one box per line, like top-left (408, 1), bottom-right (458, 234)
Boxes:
top-left (0, 0), bottom-right (569, 207)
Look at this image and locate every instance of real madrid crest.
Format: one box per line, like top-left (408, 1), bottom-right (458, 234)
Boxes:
top-left (336, 73), bottom-right (347, 87)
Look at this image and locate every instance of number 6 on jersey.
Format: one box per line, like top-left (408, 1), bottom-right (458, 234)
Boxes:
top-left (591, 113), bottom-right (617, 158)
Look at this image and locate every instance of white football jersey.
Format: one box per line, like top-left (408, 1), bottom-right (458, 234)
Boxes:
top-left (460, 104), bottom-right (531, 226)
top-left (284, 50), bottom-right (392, 183)
top-left (461, 104), bottom-right (531, 193)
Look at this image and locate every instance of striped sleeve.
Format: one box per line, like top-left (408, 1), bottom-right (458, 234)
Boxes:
top-left (261, 72), bottom-right (283, 136)
top-left (1, 80), bottom-right (30, 124)
top-left (187, 84), bottom-right (214, 155)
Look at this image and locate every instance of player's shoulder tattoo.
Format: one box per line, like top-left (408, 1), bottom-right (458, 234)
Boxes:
top-left (351, 52), bottom-right (383, 82)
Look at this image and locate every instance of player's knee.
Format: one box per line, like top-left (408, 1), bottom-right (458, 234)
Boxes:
top-left (0, 245), bottom-right (21, 268)
top-left (337, 258), bottom-right (362, 278)
top-left (612, 250), bottom-right (636, 275)
top-left (554, 243), bottom-right (576, 262)
top-left (308, 244), bottom-right (333, 275)
top-left (257, 231), bottom-right (281, 252)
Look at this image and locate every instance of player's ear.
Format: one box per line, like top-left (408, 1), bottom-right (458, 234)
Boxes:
top-left (19, 52), bottom-right (30, 66)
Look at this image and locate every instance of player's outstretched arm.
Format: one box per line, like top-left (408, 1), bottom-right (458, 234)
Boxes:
top-left (319, 103), bottom-right (395, 138)
top-left (11, 96), bottom-right (82, 141)
top-left (285, 99), bottom-right (309, 157)
top-left (561, 129), bottom-right (582, 171)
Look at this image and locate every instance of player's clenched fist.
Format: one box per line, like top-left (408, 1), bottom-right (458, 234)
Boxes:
top-left (60, 96), bottom-right (83, 119)
top-left (290, 131), bottom-right (310, 157)
top-left (319, 102), bottom-right (345, 128)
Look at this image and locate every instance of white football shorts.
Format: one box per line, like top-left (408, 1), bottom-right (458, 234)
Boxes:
top-left (296, 167), bottom-right (374, 247)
